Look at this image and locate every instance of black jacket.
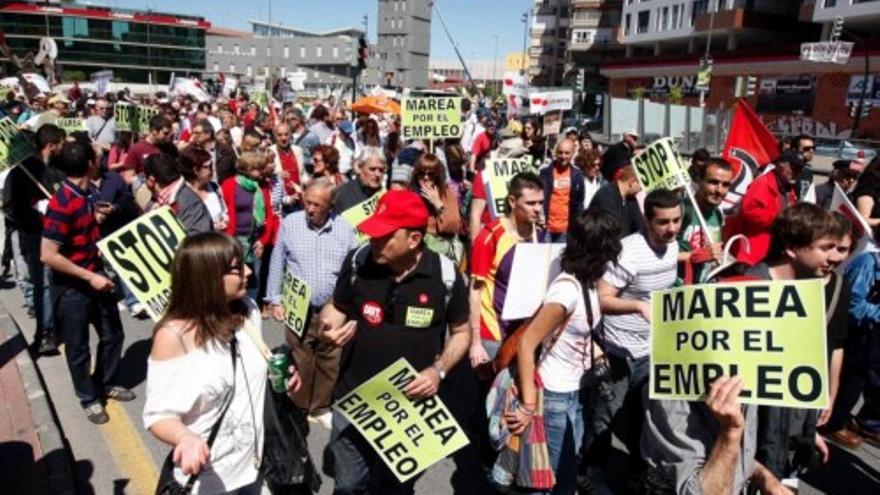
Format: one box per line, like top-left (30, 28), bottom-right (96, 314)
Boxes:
top-left (539, 164), bottom-right (585, 231)
top-left (589, 182), bottom-right (644, 238)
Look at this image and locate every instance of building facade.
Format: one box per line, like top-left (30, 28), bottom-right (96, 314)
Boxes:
top-left (206, 21), bottom-right (378, 90)
top-left (376, 0), bottom-right (432, 89)
top-left (602, 0), bottom-right (880, 139)
top-left (0, 0), bottom-right (208, 84)
top-left (528, 0), bottom-right (571, 86)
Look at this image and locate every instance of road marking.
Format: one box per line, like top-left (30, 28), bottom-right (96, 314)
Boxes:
top-left (100, 400), bottom-right (159, 494)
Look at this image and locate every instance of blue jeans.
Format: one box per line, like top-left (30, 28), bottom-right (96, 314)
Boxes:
top-left (328, 411), bottom-right (419, 495)
top-left (542, 389), bottom-right (585, 495)
top-left (21, 231), bottom-right (52, 333)
top-left (53, 284), bottom-right (124, 406)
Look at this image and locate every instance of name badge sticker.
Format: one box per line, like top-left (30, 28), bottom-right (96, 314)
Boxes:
top-left (405, 306), bottom-right (434, 328)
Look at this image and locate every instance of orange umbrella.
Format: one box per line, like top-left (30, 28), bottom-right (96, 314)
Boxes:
top-left (351, 95), bottom-right (400, 115)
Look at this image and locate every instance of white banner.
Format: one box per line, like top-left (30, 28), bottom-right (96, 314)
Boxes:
top-left (800, 41), bottom-right (854, 64)
top-left (502, 71), bottom-right (528, 97)
top-left (90, 70), bottom-right (113, 96)
top-left (222, 76), bottom-right (239, 97)
top-left (528, 88), bottom-right (573, 115)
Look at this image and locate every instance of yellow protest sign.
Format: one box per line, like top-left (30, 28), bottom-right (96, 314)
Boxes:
top-left (650, 280), bottom-right (828, 408)
top-left (252, 90), bottom-right (269, 109)
top-left (483, 156), bottom-right (538, 218)
top-left (341, 191), bottom-right (385, 244)
top-left (633, 137), bottom-right (690, 193)
top-left (0, 117), bottom-right (34, 170)
top-left (97, 207), bottom-right (187, 321)
top-left (333, 358), bottom-right (469, 483)
top-left (56, 118), bottom-right (86, 134)
top-left (114, 103), bottom-right (135, 132)
top-left (282, 271), bottom-right (311, 338)
top-left (137, 106), bottom-right (159, 134)
top-left (401, 97), bottom-right (462, 140)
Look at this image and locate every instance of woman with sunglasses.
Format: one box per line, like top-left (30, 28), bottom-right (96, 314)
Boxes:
top-left (357, 118), bottom-right (383, 148)
top-left (311, 144), bottom-right (345, 186)
top-left (180, 147), bottom-right (228, 231)
top-left (410, 153), bottom-right (463, 263)
top-left (144, 232), bottom-right (301, 494)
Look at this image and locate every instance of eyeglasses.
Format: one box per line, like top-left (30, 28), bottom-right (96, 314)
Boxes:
top-left (801, 146), bottom-right (815, 152)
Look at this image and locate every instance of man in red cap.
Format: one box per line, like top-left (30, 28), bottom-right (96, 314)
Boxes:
top-left (319, 189), bottom-right (471, 494)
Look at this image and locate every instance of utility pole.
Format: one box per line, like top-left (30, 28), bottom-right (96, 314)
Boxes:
top-left (492, 34), bottom-right (499, 95)
top-left (434, 2), bottom-right (478, 95)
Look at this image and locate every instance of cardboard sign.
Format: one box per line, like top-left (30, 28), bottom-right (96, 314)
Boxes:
top-left (401, 97), bottom-right (462, 140)
top-left (633, 137), bottom-right (690, 193)
top-left (650, 280), bottom-right (828, 408)
top-left (251, 90), bottom-right (269, 109)
top-left (282, 271), bottom-right (312, 338)
top-left (114, 103), bottom-right (136, 133)
top-left (0, 117), bottom-right (35, 170)
top-left (483, 156), bottom-right (538, 218)
top-left (333, 358), bottom-right (469, 482)
top-left (90, 70), bottom-right (113, 96)
top-left (97, 207), bottom-right (187, 321)
top-left (501, 243), bottom-right (566, 320)
top-left (56, 118), bottom-right (86, 134)
top-left (341, 191), bottom-right (385, 244)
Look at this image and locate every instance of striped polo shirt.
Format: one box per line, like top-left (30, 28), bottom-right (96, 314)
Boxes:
top-left (43, 179), bottom-right (102, 281)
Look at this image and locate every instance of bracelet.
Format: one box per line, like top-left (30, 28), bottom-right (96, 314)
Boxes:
top-left (517, 404), bottom-right (536, 416)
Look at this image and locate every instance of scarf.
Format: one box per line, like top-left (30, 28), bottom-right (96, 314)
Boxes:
top-left (236, 174), bottom-right (265, 228)
top-left (156, 177), bottom-right (185, 207)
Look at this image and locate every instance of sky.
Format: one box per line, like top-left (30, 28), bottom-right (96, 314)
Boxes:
top-left (100, 0), bottom-right (532, 62)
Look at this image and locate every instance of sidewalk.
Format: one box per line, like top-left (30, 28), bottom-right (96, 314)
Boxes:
top-left (0, 311), bottom-right (75, 495)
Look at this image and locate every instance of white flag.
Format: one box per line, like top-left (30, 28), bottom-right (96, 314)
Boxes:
top-left (830, 183), bottom-right (878, 268)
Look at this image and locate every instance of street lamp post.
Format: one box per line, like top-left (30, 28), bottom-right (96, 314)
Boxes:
top-left (492, 34), bottom-right (498, 95)
top-left (521, 10), bottom-right (529, 76)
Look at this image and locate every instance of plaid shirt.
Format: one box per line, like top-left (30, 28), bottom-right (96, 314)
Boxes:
top-left (43, 179), bottom-right (102, 280)
top-left (265, 210), bottom-right (356, 307)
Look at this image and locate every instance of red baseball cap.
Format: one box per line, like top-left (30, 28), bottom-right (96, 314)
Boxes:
top-left (358, 190), bottom-right (429, 239)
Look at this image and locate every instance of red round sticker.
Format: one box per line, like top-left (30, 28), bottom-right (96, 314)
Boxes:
top-left (419, 293), bottom-right (429, 304)
top-left (360, 301), bottom-right (385, 327)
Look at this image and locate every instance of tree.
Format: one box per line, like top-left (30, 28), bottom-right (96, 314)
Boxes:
top-left (65, 70), bottom-right (87, 83)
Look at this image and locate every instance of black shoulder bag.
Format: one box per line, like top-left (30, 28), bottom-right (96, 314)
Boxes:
top-left (155, 338), bottom-right (238, 495)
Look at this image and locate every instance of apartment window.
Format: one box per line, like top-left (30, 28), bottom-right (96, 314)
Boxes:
top-left (229, 63), bottom-right (235, 73)
top-left (823, 0), bottom-right (837, 6)
top-left (250, 46), bottom-right (255, 55)
top-left (400, 36), bottom-right (405, 48)
top-left (692, 0), bottom-right (708, 25)
top-left (637, 10), bottom-right (649, 34)
top-left (264, 66), bottom-right (270, 77)
top-left (316, 46), bottom-right (322, 57)
top-left (266, 47), bottom-right (271, 57)
top-left (392, 37), bottom-right (397, 48)
top-left (624, 13), bottom-right (631, 35)
top-left (281, 67), bottom-right (287, 76)
top-left (217, 44), bottom-right (223, 54)
top-left (572, 29), bottom-right (593, 45)
top-left (234, 44), bottom-right (239, 54)
top-left (394, 0), bottom-right (398, 11)
top-left (284, 46), bottom-right (289, 58)
top-left (672, 4), bottom-right (680, 29)
top-left (247, 64), bottom-right (253, 77)
top-left (300, 46), bottom-right (306, 58)
top-left (660, 6), bottom-right (669, 30)
top-left (401, 0), bottom-right (406, 12)
top-left (213, 62), bottom-right (219, 72)
top-left (333, 46), bottom-right (339, 58)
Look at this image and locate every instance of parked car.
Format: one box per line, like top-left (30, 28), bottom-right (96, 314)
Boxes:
top-left (815, 140), bottom-right (878, 162)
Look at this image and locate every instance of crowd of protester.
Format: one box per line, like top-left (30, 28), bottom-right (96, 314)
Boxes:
top-left (1, 82), bottom-right (878, 495)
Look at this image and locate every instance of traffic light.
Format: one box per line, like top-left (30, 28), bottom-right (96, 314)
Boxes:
top-left (831, 16), bottom-right (845, 41)
top-left (734, 76), bottom-right (758, 98)
top-left (357, 37), bottom-right (368, 71)
top-left (575, 69), bottom-right (584, 91)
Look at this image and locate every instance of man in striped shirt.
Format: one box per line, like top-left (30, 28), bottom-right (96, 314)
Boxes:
top-left (41, 141), bottom-right (133, 425)
top-left (584, 189), bottom-right (682, 467)
top-left (265, 177), bottom-right (357, 429)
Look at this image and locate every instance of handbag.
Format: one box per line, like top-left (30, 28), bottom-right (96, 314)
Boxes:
top-left (240, 321), bottom-right (321, 494)
top-left (155, 339), bottom-right (238, 495)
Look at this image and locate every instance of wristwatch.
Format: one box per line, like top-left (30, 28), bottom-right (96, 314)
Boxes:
top-left (432, 364), bottom-right (446, 381)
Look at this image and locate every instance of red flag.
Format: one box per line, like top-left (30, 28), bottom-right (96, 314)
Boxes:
top-left (720, 99), bottom-right (779, 213)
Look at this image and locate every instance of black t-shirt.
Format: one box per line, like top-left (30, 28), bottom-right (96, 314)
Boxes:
top-left (332, 247), bottom-right (469, 398)
top-left (589, 183), bottom-right (644, 239)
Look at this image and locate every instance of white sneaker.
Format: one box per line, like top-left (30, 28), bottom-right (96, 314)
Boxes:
top-left (310, 412), bottom-right (333, 430)
top-left (130, 303), bottom-right (148, 318)
top-left (117, 301), bottom-right (128, 313)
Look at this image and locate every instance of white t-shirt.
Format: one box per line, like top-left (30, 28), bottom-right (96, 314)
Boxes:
top-left (143, 301), bottom-right (266, 494)
top-left (601, 232), bottom-right (678, 359)
top-left (539, 273), bottom-right (601, 393)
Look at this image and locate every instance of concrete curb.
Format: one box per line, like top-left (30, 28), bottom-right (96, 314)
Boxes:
top-left (0, 311), bottom-right (76, 495)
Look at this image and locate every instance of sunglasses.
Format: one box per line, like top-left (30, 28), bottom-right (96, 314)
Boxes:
top-left (801, 146), bottom-right (815, 152)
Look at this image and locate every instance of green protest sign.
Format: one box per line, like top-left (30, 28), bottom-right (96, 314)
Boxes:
top-left (97, 207), bottom-right (187, 321)
top-left (0, 117), bottom-right (35, 170)
top-left (56, 118), bottom-right (86, 134)
top-left (252, 90), bottom-right (269, 109)
top-left (114, 103), bottom-right (136, 132)
top-left (341, 191), bottom-right (385, 245)
top-left (483, 156), bottom-right (538, 218)
top-left (633, 137), bottom-right (690, 193)
top-left (282, 271), bottom-right (311, 338)
top-left (333, 358), bottom-right (469, 483)
top-left (137, 106), bottom-right (159, 134)
top-left (401, 97), bottom-right (462, 140)
top-left (650, 280), bottom-right (828, 408)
